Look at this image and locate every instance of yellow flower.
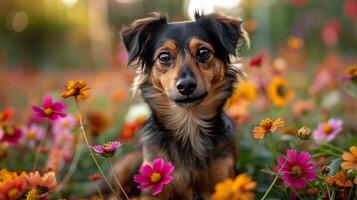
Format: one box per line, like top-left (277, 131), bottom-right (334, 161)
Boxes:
top-left (267, 76), bottom-right (293, 107)
top-left (26, 189), bottom-right (39, 200)
top-left (341, 146), bottom-right (357, 170)
top-left (228, 82), bottom-right (258, 104)
top-left (211, 173), bottom-right (257, 200)
top-left (61, 80), bottom-right (90, 101)
top-left (253, 118), bottom-right (285, 139)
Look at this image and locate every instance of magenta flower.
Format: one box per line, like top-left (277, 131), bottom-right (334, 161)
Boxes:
top-left (32, 96), bottom-right (66, 121)
top-left (22, 124), bottom-right (45, 148)
top-left (313, 118), bottom-right (343, 143)
top-left (0, 125), bottom-right (23, 145)
top-left (134, 158), bottom-right (174, 196)
top-left (276, 150), bottom-right (317, 189)
top-left (91, 141), bottom-right (121, 158)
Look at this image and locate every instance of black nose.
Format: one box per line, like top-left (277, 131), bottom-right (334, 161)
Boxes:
top-left (176, 78), bottom-right (197, 96)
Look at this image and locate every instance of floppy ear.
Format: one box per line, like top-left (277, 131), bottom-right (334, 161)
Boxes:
top-left (195, 12), bottom-right (249, 58)
top-left (121, 12), bottom-right (167, 69)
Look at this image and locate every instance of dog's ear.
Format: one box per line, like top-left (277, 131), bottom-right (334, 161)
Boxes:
top-left (195, 12), bottom-right (249, 58)
top-left (121, 13), bottom-right (167, 69)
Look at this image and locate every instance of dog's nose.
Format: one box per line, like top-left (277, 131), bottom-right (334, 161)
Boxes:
top-left (176, 77), bottom-right (197, 96)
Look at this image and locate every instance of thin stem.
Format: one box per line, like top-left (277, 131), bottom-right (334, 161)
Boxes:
top-left (348, 183), bottom-right (353, 200)
top-left (261, 139), bottom-right (301, 200)
top-left (321, 144), bottom-right (344, 153)
top-left (110, 159), bottom-right (130, 200)
top-left (291, 188), bottom-right (304, 200)
top-left (269, 133), bottom-right (277, 156)
top-left (95, 184), bottom-right (104, 200)
top-left (55, 133), bottom-right (83, 193)
top-left (319, 149), bottom-right (341, 157)
top-left (33, 120), bottom-right (50, 170)
top-left (261, 175), bottom-right (279, 200)
top-left (75, 99), bottom-right (120, 200)
top-left (331, 188), bottom-right (335, 200)
top-left (325, 183), bottom-right (331, 200)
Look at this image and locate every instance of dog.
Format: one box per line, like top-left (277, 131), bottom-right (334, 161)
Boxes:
top-left (111, 11), bottom-right (249, 200)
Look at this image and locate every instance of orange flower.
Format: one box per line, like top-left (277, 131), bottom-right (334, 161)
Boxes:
top-left (253, 118), bottom-right (285, 139)
top-left (61, 80), bottom-right (90, 101)
top-left (0, 177), bottom-right (26, 200)
top-left (341, 146), bottom-right (357, 170)
top-left (325, 171), bottom-right (352, 187)
top-left (211, 173), bottom-right (257, 200)
top-left (26, 171), bottom-right (57, 192)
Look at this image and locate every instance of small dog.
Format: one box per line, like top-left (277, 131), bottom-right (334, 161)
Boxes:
top-left (113, 12), bottom-right (249, 200)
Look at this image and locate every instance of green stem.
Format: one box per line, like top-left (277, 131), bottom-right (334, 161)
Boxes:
top-left (348, 183), bottom-right (353, 200)
top-left (269, 133), bottom-right (277, 156)
top-left (95, 184), bottom-right (104, 200)
top-left (75, 100), bottom-right (121, 200)
top-left (331, 188), bottom-right (335, 200)
top-left (33, 120), bottom-right (50, 170)
top-left (321, 144), bottom-right (344, 153)
top-left (261, 140), bottom-right (301, 200)
top-left (319, 149), bottom-right (341, 157)
top-left (55, 133), bottom-right (83, 193)
top-left (325, 184), bottom-right (331, 200)
top-left (110, 159), bottom-right (130, 200)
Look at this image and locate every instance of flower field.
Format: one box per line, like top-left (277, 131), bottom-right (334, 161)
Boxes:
top-left (0, 0), bottom-right (357, 199)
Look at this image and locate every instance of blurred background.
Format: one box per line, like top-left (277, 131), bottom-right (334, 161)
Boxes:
top-left (0, 0), bottom-right (356, 110)
top-left (1, 0), bottom-right (357, 198)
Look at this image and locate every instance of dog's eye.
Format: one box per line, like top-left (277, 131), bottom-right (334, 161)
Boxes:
top-left (196, 47), bottom-right (211, 62)
top-left (158, 52), bottom-right (172, 65)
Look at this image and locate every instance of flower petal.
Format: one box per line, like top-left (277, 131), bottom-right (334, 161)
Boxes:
top-left (253, 127), bottom-right (266, 139)
top-left (139, 165), bottom-right (153, 177)
top-left (161, 162), bottom-right (174, 176)
top-left (151, 182), bottom-right (164, 195)
top-left (43, 96), bottom-right (53, 108)
top-left (152, 159), bottom-right (164, 172)
top-left (161, 175), bottom-right (173, 184)
top-left (32, 106), bottom-right (43, 113)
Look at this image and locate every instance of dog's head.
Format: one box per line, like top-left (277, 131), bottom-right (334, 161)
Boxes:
top-left (121, 12), bottom-right (248, 110)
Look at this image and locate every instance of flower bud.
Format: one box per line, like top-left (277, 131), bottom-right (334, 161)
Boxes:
top-left (321, 166), bottom-right (330, 175)
top-left (298, 126), bottom-right (312, 140)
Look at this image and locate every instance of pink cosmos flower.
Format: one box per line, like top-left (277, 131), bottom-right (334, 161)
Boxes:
top-left (91, 141), bottom-right (121, 158)
top-left (32, 96), bottom-right (66, 121)
top-left (134, 158), bottom-right (174, 196)
top-left (313, 118), bottom-right (343, 143)
top-left (276, 150), bottom-right (317, 189)
top-left (0, 125), bottom-right (23, 145)
top-left (53, 114), bottom-right (77, 134)
top-left (22, 124), bottom-right (45, 148)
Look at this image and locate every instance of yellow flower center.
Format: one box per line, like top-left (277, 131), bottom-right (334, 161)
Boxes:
top-left (44, 108), bottom-right (53, 116)
top-left (276, 85), bottom-right (287, 97)
top-left (26, 189), bottom-right (39, 200)
top-left (323, 123), bottom-right (333, 135)
top-left (103, 142), bottom-right (112, 149)
top-left (150, 172), bottom-right (161, 183)
top-left (8, 188), bottom-right (20, 199)
top-left (260, 118), bottom-right (273, 131)
top-left (27, 131), bottom-right (36, 140)
top-left (4, 127), bottom-right (15, 137)
top-left (291, 165), bottom-right (302, 178)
